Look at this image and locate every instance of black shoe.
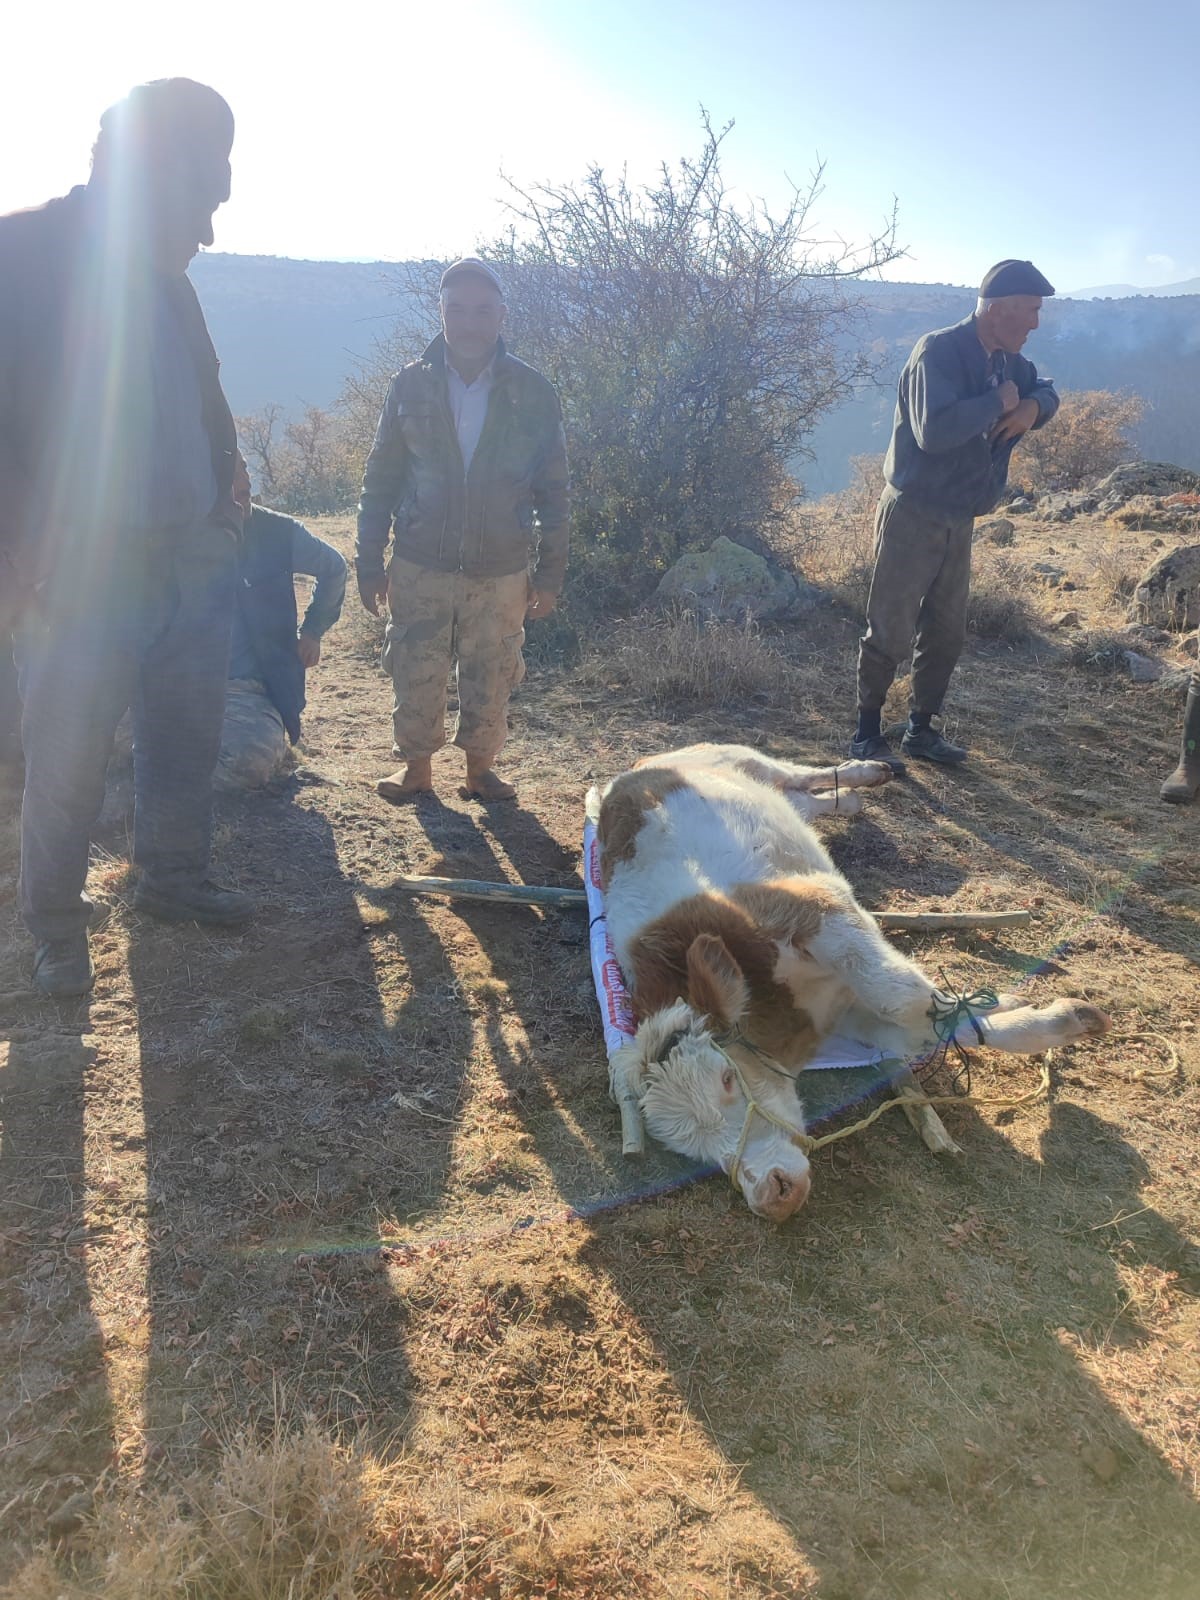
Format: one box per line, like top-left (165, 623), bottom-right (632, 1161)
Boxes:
top-left (133, 877), bottom-right (254, 927)
top-left (32, 934), bottom-right (95, 998)
top-left (901, 725), bottom-right (968, 765)
top-left (848, 733), bottom-right (907, 775)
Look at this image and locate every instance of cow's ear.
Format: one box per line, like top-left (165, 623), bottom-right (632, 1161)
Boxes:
top-left (686, 934), bottom-right (749, 1027)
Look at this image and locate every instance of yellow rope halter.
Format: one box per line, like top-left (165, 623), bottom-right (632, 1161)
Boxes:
top-left (714, 1029), bottom-right (1179, 1193)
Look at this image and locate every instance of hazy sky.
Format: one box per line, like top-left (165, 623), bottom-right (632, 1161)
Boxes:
top-left (3, 0), bottom-right (1192, 292)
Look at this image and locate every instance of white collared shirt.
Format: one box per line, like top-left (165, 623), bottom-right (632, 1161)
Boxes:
top-left (445, 355), bottom-right (495, 473)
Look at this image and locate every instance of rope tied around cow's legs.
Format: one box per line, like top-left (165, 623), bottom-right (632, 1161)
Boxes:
top-left (924, 971), bottom-right (1001, 1095)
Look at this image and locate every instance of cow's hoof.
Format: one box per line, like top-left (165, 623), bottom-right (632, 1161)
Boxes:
top-left (1070, 1002), bottom-right (1111, 1038)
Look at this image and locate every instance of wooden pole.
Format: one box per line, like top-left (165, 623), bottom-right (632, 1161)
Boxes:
top-left (877, 910), bottom-right (1031, 931)
top-left (891, 1068), bottom-right (964, 1157)
top-left (393, 876), bottom-right (1031, 931)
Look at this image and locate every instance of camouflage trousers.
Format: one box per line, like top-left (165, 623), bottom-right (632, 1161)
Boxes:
top-left (384, 559), bottom-right (528, 763)
top-left (214, 678), bottom-right (288, 791)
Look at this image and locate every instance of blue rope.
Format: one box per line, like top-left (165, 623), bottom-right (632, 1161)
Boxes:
top-left (925, 971), bottom-right (1000, 1095)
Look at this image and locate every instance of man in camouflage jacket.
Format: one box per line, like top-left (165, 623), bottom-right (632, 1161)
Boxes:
top-left (355, 257), bottom-right (569, 802)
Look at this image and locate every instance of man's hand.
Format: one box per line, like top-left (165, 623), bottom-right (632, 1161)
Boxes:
top-left (526, 588), bottom-right (558, 620)
top-left (357, 571), bottom-right (389, 616)
top-left (991, 395), bottom-right (1040, 445)
top-left (995, 379), bottom-right (1020, 415)
top-left (297, 633), bottom-right (322, 669)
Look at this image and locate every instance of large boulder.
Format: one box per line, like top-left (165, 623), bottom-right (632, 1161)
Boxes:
top-left (654, 536), bottom-right (817, 621)
top-left (1093, 461), bottom-right (1200, 511)
top-left (974, 517), bottom-right (1015, 546)
top-left (1130, 542), bottom-right (1200, 630)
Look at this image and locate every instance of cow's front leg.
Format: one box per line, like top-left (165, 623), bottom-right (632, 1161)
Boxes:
top-left (974, 1000), bottom-right (1110, 1053)
top-left (777, 759), bottom-right (895, 794)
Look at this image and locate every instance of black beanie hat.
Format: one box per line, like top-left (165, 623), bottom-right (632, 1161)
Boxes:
top-left (979, 259), bottom-right (1055, 299)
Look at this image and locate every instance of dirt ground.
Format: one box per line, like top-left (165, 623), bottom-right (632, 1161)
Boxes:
top-left (0, 508), bottom-right (1197, 1599)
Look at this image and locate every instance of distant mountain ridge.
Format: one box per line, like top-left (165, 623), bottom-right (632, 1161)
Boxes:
top-left (190, 253), bottom-right (1200, 496)
top-left (1065, 278), bottom-right (1200, 300)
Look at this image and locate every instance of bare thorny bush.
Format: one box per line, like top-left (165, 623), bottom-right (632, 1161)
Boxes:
top-left (344, 114), bottom-right (902, 621)
top-left (235, 402), bottom-right (360, 518)
top-left (791, 452), bottom-right (883, 616)
top-left (1014, 388), bottom-right (1145, 495)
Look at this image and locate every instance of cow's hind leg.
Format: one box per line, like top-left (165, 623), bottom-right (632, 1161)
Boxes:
top-left (792, 788), bottom-right (864, 819)
top-left (803, 759), bottom-right (894, 793)
top-left (725, 751), bottom-right (894, 794)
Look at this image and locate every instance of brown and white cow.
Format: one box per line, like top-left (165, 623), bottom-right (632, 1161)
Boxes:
top-left (588, 743), bottom-right (1109, 1223)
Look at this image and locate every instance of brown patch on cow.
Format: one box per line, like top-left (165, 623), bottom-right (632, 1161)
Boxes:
top-left (728, 877), bottom-right (843, 944)
top-left (596, 767), bottom-right (687, 891)
top-left (627, 880), bottom-right (835, 1067)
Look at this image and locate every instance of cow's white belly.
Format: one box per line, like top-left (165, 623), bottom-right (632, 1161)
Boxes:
top-left (605, 776), bottom-right (836, 970)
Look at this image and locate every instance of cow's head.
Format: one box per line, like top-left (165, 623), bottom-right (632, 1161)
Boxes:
top-left (611, 935), bottom-right (812, 1222)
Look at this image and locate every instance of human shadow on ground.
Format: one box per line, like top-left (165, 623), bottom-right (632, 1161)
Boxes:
top-left (119, 774), bottom-right (471, 1476)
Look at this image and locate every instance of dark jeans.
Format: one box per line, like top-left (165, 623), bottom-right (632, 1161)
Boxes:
top-left (856, 487), bottom-right (974, 716)
top-left (14, 524), bottom-right (237, 942)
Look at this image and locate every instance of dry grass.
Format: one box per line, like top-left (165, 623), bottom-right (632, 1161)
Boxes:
top-left (1066, 627), bottom-right (1139, 672)
top-left (967, 551), bottom-right (1044, 640)
top-left (580, 606), bottom-right (798, 710)
top-left (793, 498), bottom-right (876, 620)
top-left (2, 511), bottom-right (1199, 1600)
top-left (1091, 536), bottom-right (1145, 611)
top-left (3, 1427), bottom-right (385, 1600)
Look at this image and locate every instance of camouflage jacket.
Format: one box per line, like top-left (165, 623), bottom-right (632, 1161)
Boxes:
top-left (356, 335), bottom-right (570, 594)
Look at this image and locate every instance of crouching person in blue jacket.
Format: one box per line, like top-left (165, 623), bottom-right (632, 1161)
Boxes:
top-left (217, 453), bottom-right (347, 789)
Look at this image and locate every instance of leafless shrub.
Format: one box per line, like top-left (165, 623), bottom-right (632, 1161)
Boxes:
top-left (1016, 389), bottom-right (1144, 493)
top-left (350, 115), bottom-right (902, 617)
top-left (794, 454), bottom-right (882, 618)
top-left (1066, 628), bottom-right (1135, 672)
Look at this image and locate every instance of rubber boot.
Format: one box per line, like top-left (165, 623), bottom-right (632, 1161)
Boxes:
top-left (1160, 686), bottom-right (1200, 803)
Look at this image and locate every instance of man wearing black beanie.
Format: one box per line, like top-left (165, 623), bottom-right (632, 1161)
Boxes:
top-left (849, 259), bottom-right (1058, 770)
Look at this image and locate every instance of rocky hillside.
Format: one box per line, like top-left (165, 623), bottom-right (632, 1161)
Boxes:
top-left (189, 254), bottom-right (1200, 494)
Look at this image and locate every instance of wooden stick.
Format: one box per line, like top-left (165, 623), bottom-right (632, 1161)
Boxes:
top-left (393, 876), bottom-right (1031, 931)
top-left (617, 1095), bottom-right (645, 1157)
top-left (877, 910), bottom-right (1031, 931)
top-left (394, 875), bottom-right (588, 909)
top-left (891, 1068), bottom-right (964, 1158)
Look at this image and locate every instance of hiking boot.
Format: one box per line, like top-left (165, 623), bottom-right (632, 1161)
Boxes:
top-left (901, 725), bottom-right (968, 765)
top-left (133, 877), bottom-right (254, 926)
top-left (32, 934), bottom-right (94, 998)
top-left (1160, 760), bottom-right (1200, 804)
top-left (848, 733), bottom-right (906, 775)
top-left (1160, 686), bottom-right (1200, 803)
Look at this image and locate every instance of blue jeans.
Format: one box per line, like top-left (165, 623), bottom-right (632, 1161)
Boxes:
top-left (14, 524), bottom-right (238, 942)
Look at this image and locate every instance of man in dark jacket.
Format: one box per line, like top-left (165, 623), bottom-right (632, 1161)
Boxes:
top-left (0, 80), bottom-right (250, 997)
top-left (356, 257), bottom-right (569, 802)
top-left (216, 455), bottom-right (347, 789)
top-left (849, 260), bottom-right (1059, 771)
